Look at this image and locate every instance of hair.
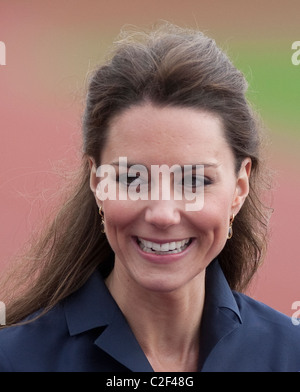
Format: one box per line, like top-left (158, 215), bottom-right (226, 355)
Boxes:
top-left (1, 22), bottom-right (272, 327)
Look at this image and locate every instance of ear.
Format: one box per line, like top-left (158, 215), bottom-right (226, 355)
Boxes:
top-left (231, 158), bottom-right (252, 214)
top-left (88, 157), bottom-right (100, 204)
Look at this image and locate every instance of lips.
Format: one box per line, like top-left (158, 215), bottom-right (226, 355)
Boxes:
top-left (137, 237), bottom-right (192, 255)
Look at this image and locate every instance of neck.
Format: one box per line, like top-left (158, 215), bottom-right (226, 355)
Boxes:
top-left (105, 268), bottom-right (205, 372)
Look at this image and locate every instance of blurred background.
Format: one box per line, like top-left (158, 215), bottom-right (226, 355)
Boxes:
top-left (0, 0), bottom-right (299, 316)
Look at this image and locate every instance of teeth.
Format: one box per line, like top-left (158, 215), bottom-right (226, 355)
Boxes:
top-left (138, 238), bottom-right (190, 254)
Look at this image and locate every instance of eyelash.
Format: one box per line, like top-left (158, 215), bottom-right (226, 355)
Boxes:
top-left (116, 173), bottom-right (145, 187)
top-left (115, 173), bottom-right (213, 188)
top-left (183, 175), bottom-right (212, 187)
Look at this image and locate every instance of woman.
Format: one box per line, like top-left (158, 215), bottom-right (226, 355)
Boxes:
top-left (0, 22), bottom-right (299, 372)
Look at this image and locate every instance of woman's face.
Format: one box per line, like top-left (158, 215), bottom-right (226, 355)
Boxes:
top-left (90, 103), bottom-right (251, 293)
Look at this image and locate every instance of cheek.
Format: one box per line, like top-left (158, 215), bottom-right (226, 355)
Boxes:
top-left (193, 196), bottom-right (232, 235)
top-left (103, 200), bottom-right (138, 233)
top-left (101, 201), bottom-right (131, 255)
top-left (191, 204), bottom-right (230, 261)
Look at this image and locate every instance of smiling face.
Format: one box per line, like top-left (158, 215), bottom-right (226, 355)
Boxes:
top-left (90, 103), bottom-right (251, 294)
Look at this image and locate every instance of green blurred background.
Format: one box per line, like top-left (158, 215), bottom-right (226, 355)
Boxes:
top-left (0, 0), bottom-right (299, 315)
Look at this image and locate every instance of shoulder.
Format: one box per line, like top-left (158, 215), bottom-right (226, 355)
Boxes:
top-left (234, 291), bottom-right (298, 331)
top-left (0, 269), bottom-right (128, 372)
top-left (233, 292), bottom-right (300, 369)
top-left (0, 305), bottom-right (68, 371)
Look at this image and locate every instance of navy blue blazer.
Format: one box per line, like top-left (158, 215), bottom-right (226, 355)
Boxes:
top-left (0, 259), bottom-right (300, 372)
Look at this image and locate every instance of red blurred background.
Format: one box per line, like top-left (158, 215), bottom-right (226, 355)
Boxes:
top-left (0, 0), bottom-right (299, 316)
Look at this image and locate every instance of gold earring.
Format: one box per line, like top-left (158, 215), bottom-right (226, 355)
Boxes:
top-left (227, 214), bottom-right (235, 239)
top-left (99, 206), bottom-right (105, 234)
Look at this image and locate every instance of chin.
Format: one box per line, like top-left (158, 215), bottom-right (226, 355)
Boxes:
top-left (134, 274), bottom-right (199, 294)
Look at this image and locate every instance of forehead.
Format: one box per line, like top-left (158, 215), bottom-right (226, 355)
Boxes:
top-left (102, 103), bottom-right (233, 166)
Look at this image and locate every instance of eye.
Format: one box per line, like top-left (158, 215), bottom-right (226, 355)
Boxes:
top-left (117, 173), bottom-right (139, 187)
top-left (182, 175), bottom-right (212, 190)
top-left (117, 172), bottom-right (149, 188)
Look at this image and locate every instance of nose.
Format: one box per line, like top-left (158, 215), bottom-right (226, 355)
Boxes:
top-left (144, 200), bottom-right (181, 229)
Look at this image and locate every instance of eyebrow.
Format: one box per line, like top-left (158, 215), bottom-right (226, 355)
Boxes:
top-left (110, 161), bottom-right (219, 169)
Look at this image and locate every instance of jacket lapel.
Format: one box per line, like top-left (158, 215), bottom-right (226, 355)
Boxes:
top-left (198, 260), bottom-right (242, 370)
top-left (64, 260), bottom-right (242, 372)
top-left (94, 308), bottom-right (153, 372)
top-left (64, 269), bottom-right (153, 371)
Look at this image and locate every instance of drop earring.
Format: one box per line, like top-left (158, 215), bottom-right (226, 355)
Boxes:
top-left (99, 206), bottom-right (105, 234)
top-left (227, 214), bottom-right (235, 239)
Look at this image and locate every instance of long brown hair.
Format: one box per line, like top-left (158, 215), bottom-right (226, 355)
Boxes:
top-left (1, 22), bottom-right (272, 326)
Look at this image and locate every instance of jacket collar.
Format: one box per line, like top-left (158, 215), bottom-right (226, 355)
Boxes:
top-left (198, 259), bottom-right (242, 370)
top-left (63, 268), bottom-right (153, 371)
top-left (204, 258), bottom-right (242, 321)
top-left (63, 269), bottom-right (118, 335)
top-left (63, 258), bottom-right (242, 371)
